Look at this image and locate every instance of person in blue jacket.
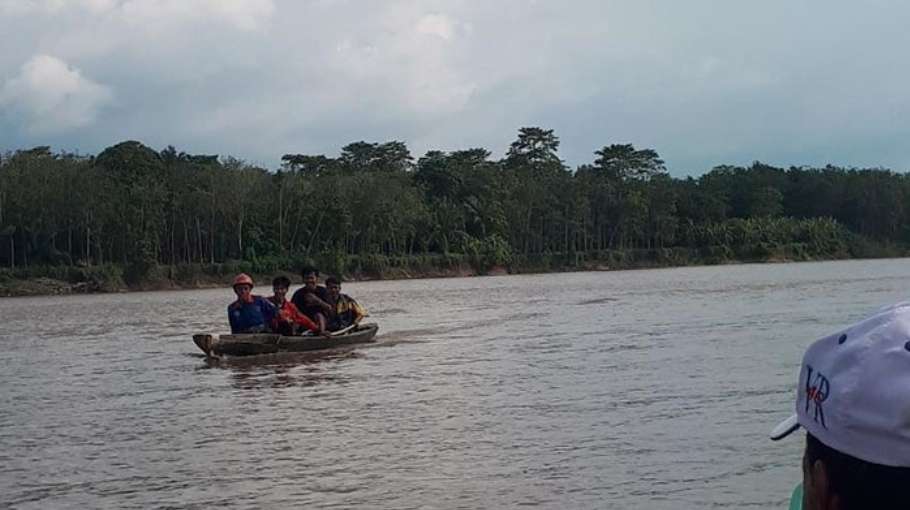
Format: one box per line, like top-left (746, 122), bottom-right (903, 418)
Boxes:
top-left (227, 273), bottom-right (277, 334)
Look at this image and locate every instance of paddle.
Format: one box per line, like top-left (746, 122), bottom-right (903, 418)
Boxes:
top-left (329, 324), bottom-right (358, 336)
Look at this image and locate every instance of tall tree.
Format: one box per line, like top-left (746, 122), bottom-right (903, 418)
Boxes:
top-left (594, 144), bottom-right (667, 181)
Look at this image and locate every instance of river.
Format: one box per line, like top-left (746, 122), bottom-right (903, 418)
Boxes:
top-left (2, 259), bottom-right (909, 509)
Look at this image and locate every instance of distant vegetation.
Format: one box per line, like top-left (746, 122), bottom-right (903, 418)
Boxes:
top-left (1, 127), bottom-right (907, 294)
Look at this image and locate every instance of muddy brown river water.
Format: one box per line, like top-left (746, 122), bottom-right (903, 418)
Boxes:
top-left (2, 259), bottom-right (909, 509)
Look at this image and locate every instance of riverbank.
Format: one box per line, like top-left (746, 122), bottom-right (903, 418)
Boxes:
top-left (2, 241), bottom-right (906, 297)
top-left (0, 261), bottom-right (480, 297)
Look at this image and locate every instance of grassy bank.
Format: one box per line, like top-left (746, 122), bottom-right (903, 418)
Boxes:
top-left (1, 238), bottom-right (906, 298)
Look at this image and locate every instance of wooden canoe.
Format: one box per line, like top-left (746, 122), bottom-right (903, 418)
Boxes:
top-left (192, 323), bottom-right (379, 357)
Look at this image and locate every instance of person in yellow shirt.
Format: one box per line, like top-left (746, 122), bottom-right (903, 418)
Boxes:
top-left (324, 276), bottom-right (366, 331)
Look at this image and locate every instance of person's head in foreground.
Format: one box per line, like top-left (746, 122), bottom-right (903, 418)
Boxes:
top-left (770, 302), bottom-right (910, 509)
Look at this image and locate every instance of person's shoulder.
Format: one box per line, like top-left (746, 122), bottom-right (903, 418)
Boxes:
top-left (228, 300), bottom-right (242, 310)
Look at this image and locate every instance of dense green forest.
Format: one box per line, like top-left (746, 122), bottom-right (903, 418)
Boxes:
top-left (1, 127), bottom-right (907, 293)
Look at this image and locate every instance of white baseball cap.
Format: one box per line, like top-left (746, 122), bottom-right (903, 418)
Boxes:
top-left (770, 301), bottom-right (910, 468)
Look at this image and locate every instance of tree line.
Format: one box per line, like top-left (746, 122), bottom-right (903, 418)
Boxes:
top-left (1, 127), bottom-right (907, 288)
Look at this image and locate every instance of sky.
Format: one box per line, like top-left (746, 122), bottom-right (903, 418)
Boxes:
top-left (1, 0), bottom-right (908, 176)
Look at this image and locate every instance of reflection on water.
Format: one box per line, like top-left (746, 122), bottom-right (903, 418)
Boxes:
top-left (201, 349), bottom-right (367, 390)
top-left (2, 259), bottom-right (910, 509)
top-left (370, 307), bottom-right (408, 316)
top-left (575, 297), bottom-right (619, 305)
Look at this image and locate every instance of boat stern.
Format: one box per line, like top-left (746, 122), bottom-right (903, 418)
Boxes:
top-left (192, 334), bottom-right (216, 357)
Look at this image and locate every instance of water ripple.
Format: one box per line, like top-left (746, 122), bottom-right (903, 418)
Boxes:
top-left (2, 259), bottom-right (910, 508)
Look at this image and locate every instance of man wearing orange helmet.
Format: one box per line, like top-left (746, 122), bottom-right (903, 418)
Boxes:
top-left (227, 273), bottom-right (277, 334)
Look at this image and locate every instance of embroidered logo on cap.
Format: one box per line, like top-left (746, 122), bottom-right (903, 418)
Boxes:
top-left (804, 364), bottom-right (830, 429)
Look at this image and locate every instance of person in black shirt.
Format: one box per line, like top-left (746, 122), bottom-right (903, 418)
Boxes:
top-left (290, 266), bottom-right (332, 333)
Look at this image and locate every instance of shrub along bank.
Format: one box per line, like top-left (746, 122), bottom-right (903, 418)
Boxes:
top-left (1, 217), bottom-right (904, 297)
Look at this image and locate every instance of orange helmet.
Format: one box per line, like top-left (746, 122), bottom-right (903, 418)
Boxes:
top-left (232, 273), bottom-right (254, 287)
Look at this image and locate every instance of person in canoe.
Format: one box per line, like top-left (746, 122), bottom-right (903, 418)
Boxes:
top-left (227, 273), bottom-right (277, 334)
top-left (324, 276), bottom-right (367, 331)
top-left (268, 276), bottom-right (322, 336)
top-left (291, 266), bottom-right (333, 332)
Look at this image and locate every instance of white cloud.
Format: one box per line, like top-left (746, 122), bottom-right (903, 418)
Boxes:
top-left (416, 13), bottom-right (454, 40)
top-left (210, 0), bottom-right (274, 31)
top-left (0, 54), bottom-right (113, 134)
top-left (119, 0), bottom-right (275, 31)
top-left (78, 0), bottom-right (118, 13)
top-left (0, 0), bottom-right (116, 14)
top-left (2, 1), bottom-right (910, 172)
top-left (1, 0), bottom-right (274, 30)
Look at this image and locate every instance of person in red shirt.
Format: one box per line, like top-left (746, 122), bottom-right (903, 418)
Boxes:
top-left (268, 276), bottom-right (322, 336)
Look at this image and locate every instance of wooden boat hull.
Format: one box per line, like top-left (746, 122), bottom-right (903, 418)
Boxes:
top-left (192, 323), bottom-right (379, 357)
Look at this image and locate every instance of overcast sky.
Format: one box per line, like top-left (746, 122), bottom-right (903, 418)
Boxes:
top-left (1, 0), bottom-right (908, 175)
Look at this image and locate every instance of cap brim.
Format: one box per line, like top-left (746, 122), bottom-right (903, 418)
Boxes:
top-left (770, 414), bottom-right (800, 441)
